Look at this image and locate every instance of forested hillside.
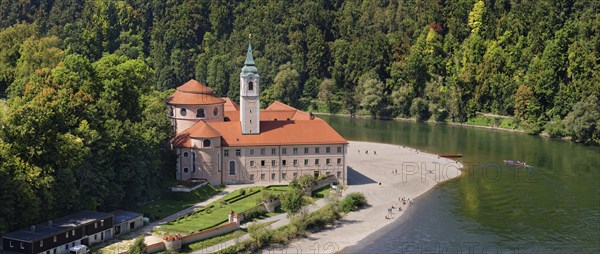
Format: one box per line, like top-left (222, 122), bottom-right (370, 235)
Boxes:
top-left (0, 0), bottom-right (598, 233)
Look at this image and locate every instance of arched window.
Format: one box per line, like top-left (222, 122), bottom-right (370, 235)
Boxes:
top-left (203, 139), bottom-right (211, 147)
top-left (196, 108), bottom-right (205, 118)
top-left (229, 161), bottom-right (236, 175)
top-left (213, 107), bottom-right (219, 116)
top-left (248, 82), bottom-right (254, 90)
top-left (183, 168), bottom-right (189, 173)
top-left (168, 107), bottom-right (174, 116)
top-left (180, 108), bottom-right (187, 116)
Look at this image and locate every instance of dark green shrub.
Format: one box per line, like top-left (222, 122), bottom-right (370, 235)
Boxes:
top-left (244, 205), bottom-right (267, 221)
top-left (340, 192), bottom-right (367, 213)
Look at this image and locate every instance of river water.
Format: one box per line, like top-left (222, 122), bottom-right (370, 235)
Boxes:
top-left (319, 115), bottom-right (600, 253)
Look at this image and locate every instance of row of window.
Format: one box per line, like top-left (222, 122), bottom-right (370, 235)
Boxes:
top-left (249, 171), bottom-right (342, 181)
top-left (249, 158), bottom-right (342, 168)
top-left (224, 146), bottom-right (343, 157)
top-left (168, 107), bottom-right (219, 118)
top-left (229, 158), bottom-right (342, 175)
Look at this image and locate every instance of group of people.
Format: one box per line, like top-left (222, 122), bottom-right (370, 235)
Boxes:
top-left (399, 196), bottom-right (413, 206)
top-left (358, 149), bottom-right (376, 155)
top-left (385, 197), bottom-right (414, 220)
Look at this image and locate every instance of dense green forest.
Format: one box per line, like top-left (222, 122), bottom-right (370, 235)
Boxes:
top-left (0, 0), bottom-right (598, 233)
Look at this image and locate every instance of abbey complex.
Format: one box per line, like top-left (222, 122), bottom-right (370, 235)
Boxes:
top-left (167, 44), bottom-right (348, 186)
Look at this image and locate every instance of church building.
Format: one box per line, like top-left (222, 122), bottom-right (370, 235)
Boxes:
top-left (167, 43), bottom-right (348, 186)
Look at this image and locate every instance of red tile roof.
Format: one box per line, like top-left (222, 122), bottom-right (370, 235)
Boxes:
top-left (265, 101), bottom-right (297, 111)
top-left (171, 100), bottom-right (347, 148)
top-left (208, 118), bottom-right (347, 147)
top-left (177, 79), bottom-right (214, 94)
top-left (188, 121), bottom-right (221, 138)
top-left (223, 98), bottom-right (240, 112)
top-left (166, 79), bottom-right (225, 105)
top-left (171, 132), bottom-right (192, 148)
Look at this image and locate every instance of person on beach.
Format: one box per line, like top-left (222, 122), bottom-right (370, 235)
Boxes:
top-left (366, 150), bottom-right (369, 154)
top-left (374, 150), bottom-right (377, 155)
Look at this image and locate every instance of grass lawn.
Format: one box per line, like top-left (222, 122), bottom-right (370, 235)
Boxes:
top-left (174, 229), bottom-right (246, 253)
top-left (131, 184), bottom-right (224, 221)
top-left (159, 186), bottom-right (290, 235)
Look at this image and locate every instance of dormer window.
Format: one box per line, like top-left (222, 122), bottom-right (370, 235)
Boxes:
top-left (196, 108), bottom-right (205, 118)
top-left (248, 82), bottom-right (254, 90)
top-left (180, 108), bottom-right (187, 116)
top-left (203, 139), bottom-right (211, 147)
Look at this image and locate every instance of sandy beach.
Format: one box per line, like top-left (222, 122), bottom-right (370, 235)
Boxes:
top-left (260, 140), bottom-right (463, 253)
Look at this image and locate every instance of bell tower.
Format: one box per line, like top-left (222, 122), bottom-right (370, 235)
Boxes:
top-left (240, 41), bottom-right (260, 134)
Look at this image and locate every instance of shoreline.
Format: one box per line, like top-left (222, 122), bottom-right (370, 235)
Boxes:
top-left (312, 111), bottom-right (529, 134)
top-left (260, 141), bottom-right (463, 253)
top-left (313, 112), bottom-right (582, 143)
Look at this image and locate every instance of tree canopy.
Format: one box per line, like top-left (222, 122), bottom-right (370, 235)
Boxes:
top-left (0, 0), bottom-right (598, 233)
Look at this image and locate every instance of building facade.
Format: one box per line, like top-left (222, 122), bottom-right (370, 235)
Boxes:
top-left (2, 211), bottom-right (113, 254)
top-left (111, 210), bottom-right (143, 236)
top-left (168, 43), bottom-right (348, 186)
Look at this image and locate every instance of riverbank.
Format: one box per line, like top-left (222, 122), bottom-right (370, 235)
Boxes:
top-left (313, 111), bottom-right (530, 134)
top-left (259, 141), bottom-right (463, 253)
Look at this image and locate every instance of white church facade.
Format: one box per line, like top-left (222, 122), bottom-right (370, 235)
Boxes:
top-left (167, 43), bottom-right (348, 186)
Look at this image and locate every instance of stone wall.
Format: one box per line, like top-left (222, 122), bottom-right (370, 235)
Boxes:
top-left (181, 222), bottom-right (240, 245)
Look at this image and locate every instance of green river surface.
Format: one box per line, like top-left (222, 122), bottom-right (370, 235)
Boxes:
top-left (319, 115), bottom-right (600, 253)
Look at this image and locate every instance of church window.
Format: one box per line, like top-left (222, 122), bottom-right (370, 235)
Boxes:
top-left (261, 148), bottom-right (265, 155)
top-left (304, 159), bottom-right (309, 165)
top-left (271, 148), bottom-right (276, 155)
top-left (180, 108), bottom-right (187, 116)
top-left (326, 158), bottom-right (331, 165)
top-left (261, 160), bottom-right (265, 167)
top-left (304, 147), bottom-right (309, 154)
top-left (236, 149), bottom-right (241, 156)
top-left (229, 161), bottom-right (236, 175)
top-left (203, 139), bottom-right (211, 147)
top-left (168, 107), bottom-right (174, 116)
top-left (250, 149), bottom-right (254, 155)
top-left (293, 148), bottom-right (298, 154)
top-left (183, 152), bottom-right (189, 157)
top-left (293, 159), bottom-right (298, 166)
top-left (271, 160), bottom-right (276, 167)
top-left (315, 159), bottom-right (320, 165)
top-left (315, 147), bottom-right (320, 154)
top-left (337, 146), bottom-right (342, 153)
top-left (326, 147), bottom-right (331, 153)
top-left (271, 173), bottom-right (275, 180)
top-left (224, 150), bottom-right (229, 157)
top-left (249, 82), bottom-right (254, 90)
top-left (282, 160), bottom-right (287, 166)
top-left (282, 148), bottom-right (287, 154)
top-left (196, 108), bottom-right (205, 118)
top-left (250, 161), bottom-right (255, 167)
top-left (337, 158), bottom-right (342, 164)
top-left (183, 168), bottom-right (189, 173)
top-left (213, 107), bottom-right (219, 116)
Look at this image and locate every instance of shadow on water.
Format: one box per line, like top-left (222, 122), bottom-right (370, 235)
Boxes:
top-left (347, 166), bottom-right (377, 185)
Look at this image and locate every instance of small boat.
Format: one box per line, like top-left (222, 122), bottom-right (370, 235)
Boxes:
top-left (503, 160), bottom-right (526, 166)
top-left (439, 154), bottom-right (463, 158)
